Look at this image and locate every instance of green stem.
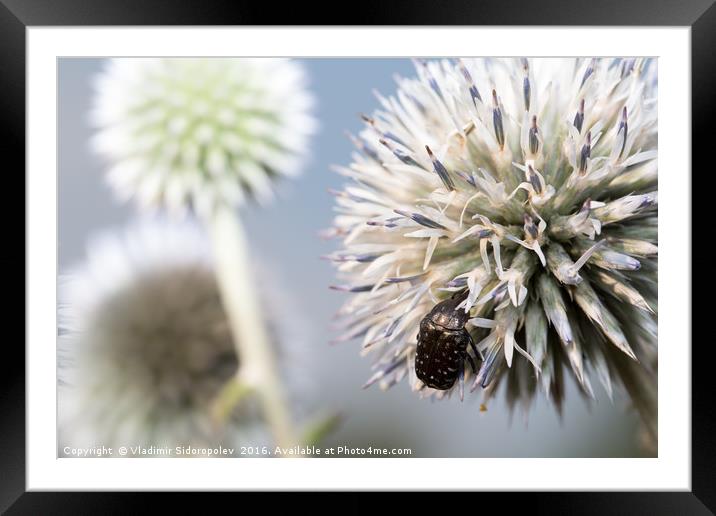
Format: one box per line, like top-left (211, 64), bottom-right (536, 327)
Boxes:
top-left (210, 375), bottom-right (253, 426)
top-left (207, 204), bottom-right (297, 450)
top-left (300, 412), bottom-right (342, 448)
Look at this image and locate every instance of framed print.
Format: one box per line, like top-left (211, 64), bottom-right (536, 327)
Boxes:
top-left (4, 0), bottom-right (713, 510)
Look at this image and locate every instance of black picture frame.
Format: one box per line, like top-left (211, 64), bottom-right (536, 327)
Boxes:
top-left (4, 0), bottom-right (712, 510)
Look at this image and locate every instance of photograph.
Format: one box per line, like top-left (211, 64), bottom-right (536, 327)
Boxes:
top-left (57, 56), bottom-right (658, 459)
top-left (1, 0), bottom-right (708, 504)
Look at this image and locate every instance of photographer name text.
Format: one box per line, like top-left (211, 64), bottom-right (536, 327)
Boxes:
top-left (62, 445), bottom-right (413, 457)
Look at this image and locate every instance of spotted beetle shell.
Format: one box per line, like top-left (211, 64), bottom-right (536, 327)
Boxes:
top-left (416, 319), bottom-right (471, 390)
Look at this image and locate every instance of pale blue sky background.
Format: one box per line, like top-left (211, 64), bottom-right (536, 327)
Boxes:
top-left (58, 58), bottom-right (645, 457)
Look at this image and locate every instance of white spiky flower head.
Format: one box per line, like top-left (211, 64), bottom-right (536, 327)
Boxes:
top-left (90, 58), bottom-right (316, 216)
top-left (58, 219), bottom-right (309, 455)
top-left (329, 58), bottom-right (657, 435)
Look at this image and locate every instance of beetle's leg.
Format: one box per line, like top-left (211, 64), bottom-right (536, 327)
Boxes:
top-left (458, 361), bottom-right (465, 402)
top-left (466, 354), bottom-right (477, 374)
top-left (468, 333), bottom-right (484, 361)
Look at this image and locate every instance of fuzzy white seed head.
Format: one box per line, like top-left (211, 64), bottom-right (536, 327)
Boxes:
top-left (91, 58), bottom-right (317, 216)
top-left (329, 58), bottom-right (657, 432)
top-left (58, 219), bottom-right (309, 454)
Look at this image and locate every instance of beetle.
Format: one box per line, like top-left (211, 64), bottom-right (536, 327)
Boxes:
top-left (415, 290), bottom-right (481, 390)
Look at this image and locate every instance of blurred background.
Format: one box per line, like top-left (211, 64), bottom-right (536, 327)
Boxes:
top-left (58, 58), bottom-right (647, 457)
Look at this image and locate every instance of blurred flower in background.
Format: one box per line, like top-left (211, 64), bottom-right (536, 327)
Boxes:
top-left (90, 58), bottom-right (316, 217)
top-left (58, 219), bottom-right (312, 455)
top-left (328, 58), bottom-right (657, 442)
top-left (85, 57), bottom-right (319, 450)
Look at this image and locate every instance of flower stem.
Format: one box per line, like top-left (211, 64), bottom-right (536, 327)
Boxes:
top-left (300, 412), bottom-right (342, 447)
top-left (207, 204), bottom-right (297, 450)
top-left (210, 375), bottom-right (253, 427)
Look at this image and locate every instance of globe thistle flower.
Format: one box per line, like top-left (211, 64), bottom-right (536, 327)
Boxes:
top-left (329, 58), bottom-right (657, 434)
top-left (90, 58), bottom-right (316, 216)
top-left (58, 219), bottom-right (309, 455)
top-left (90, 58), bottom-right (318, 448)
